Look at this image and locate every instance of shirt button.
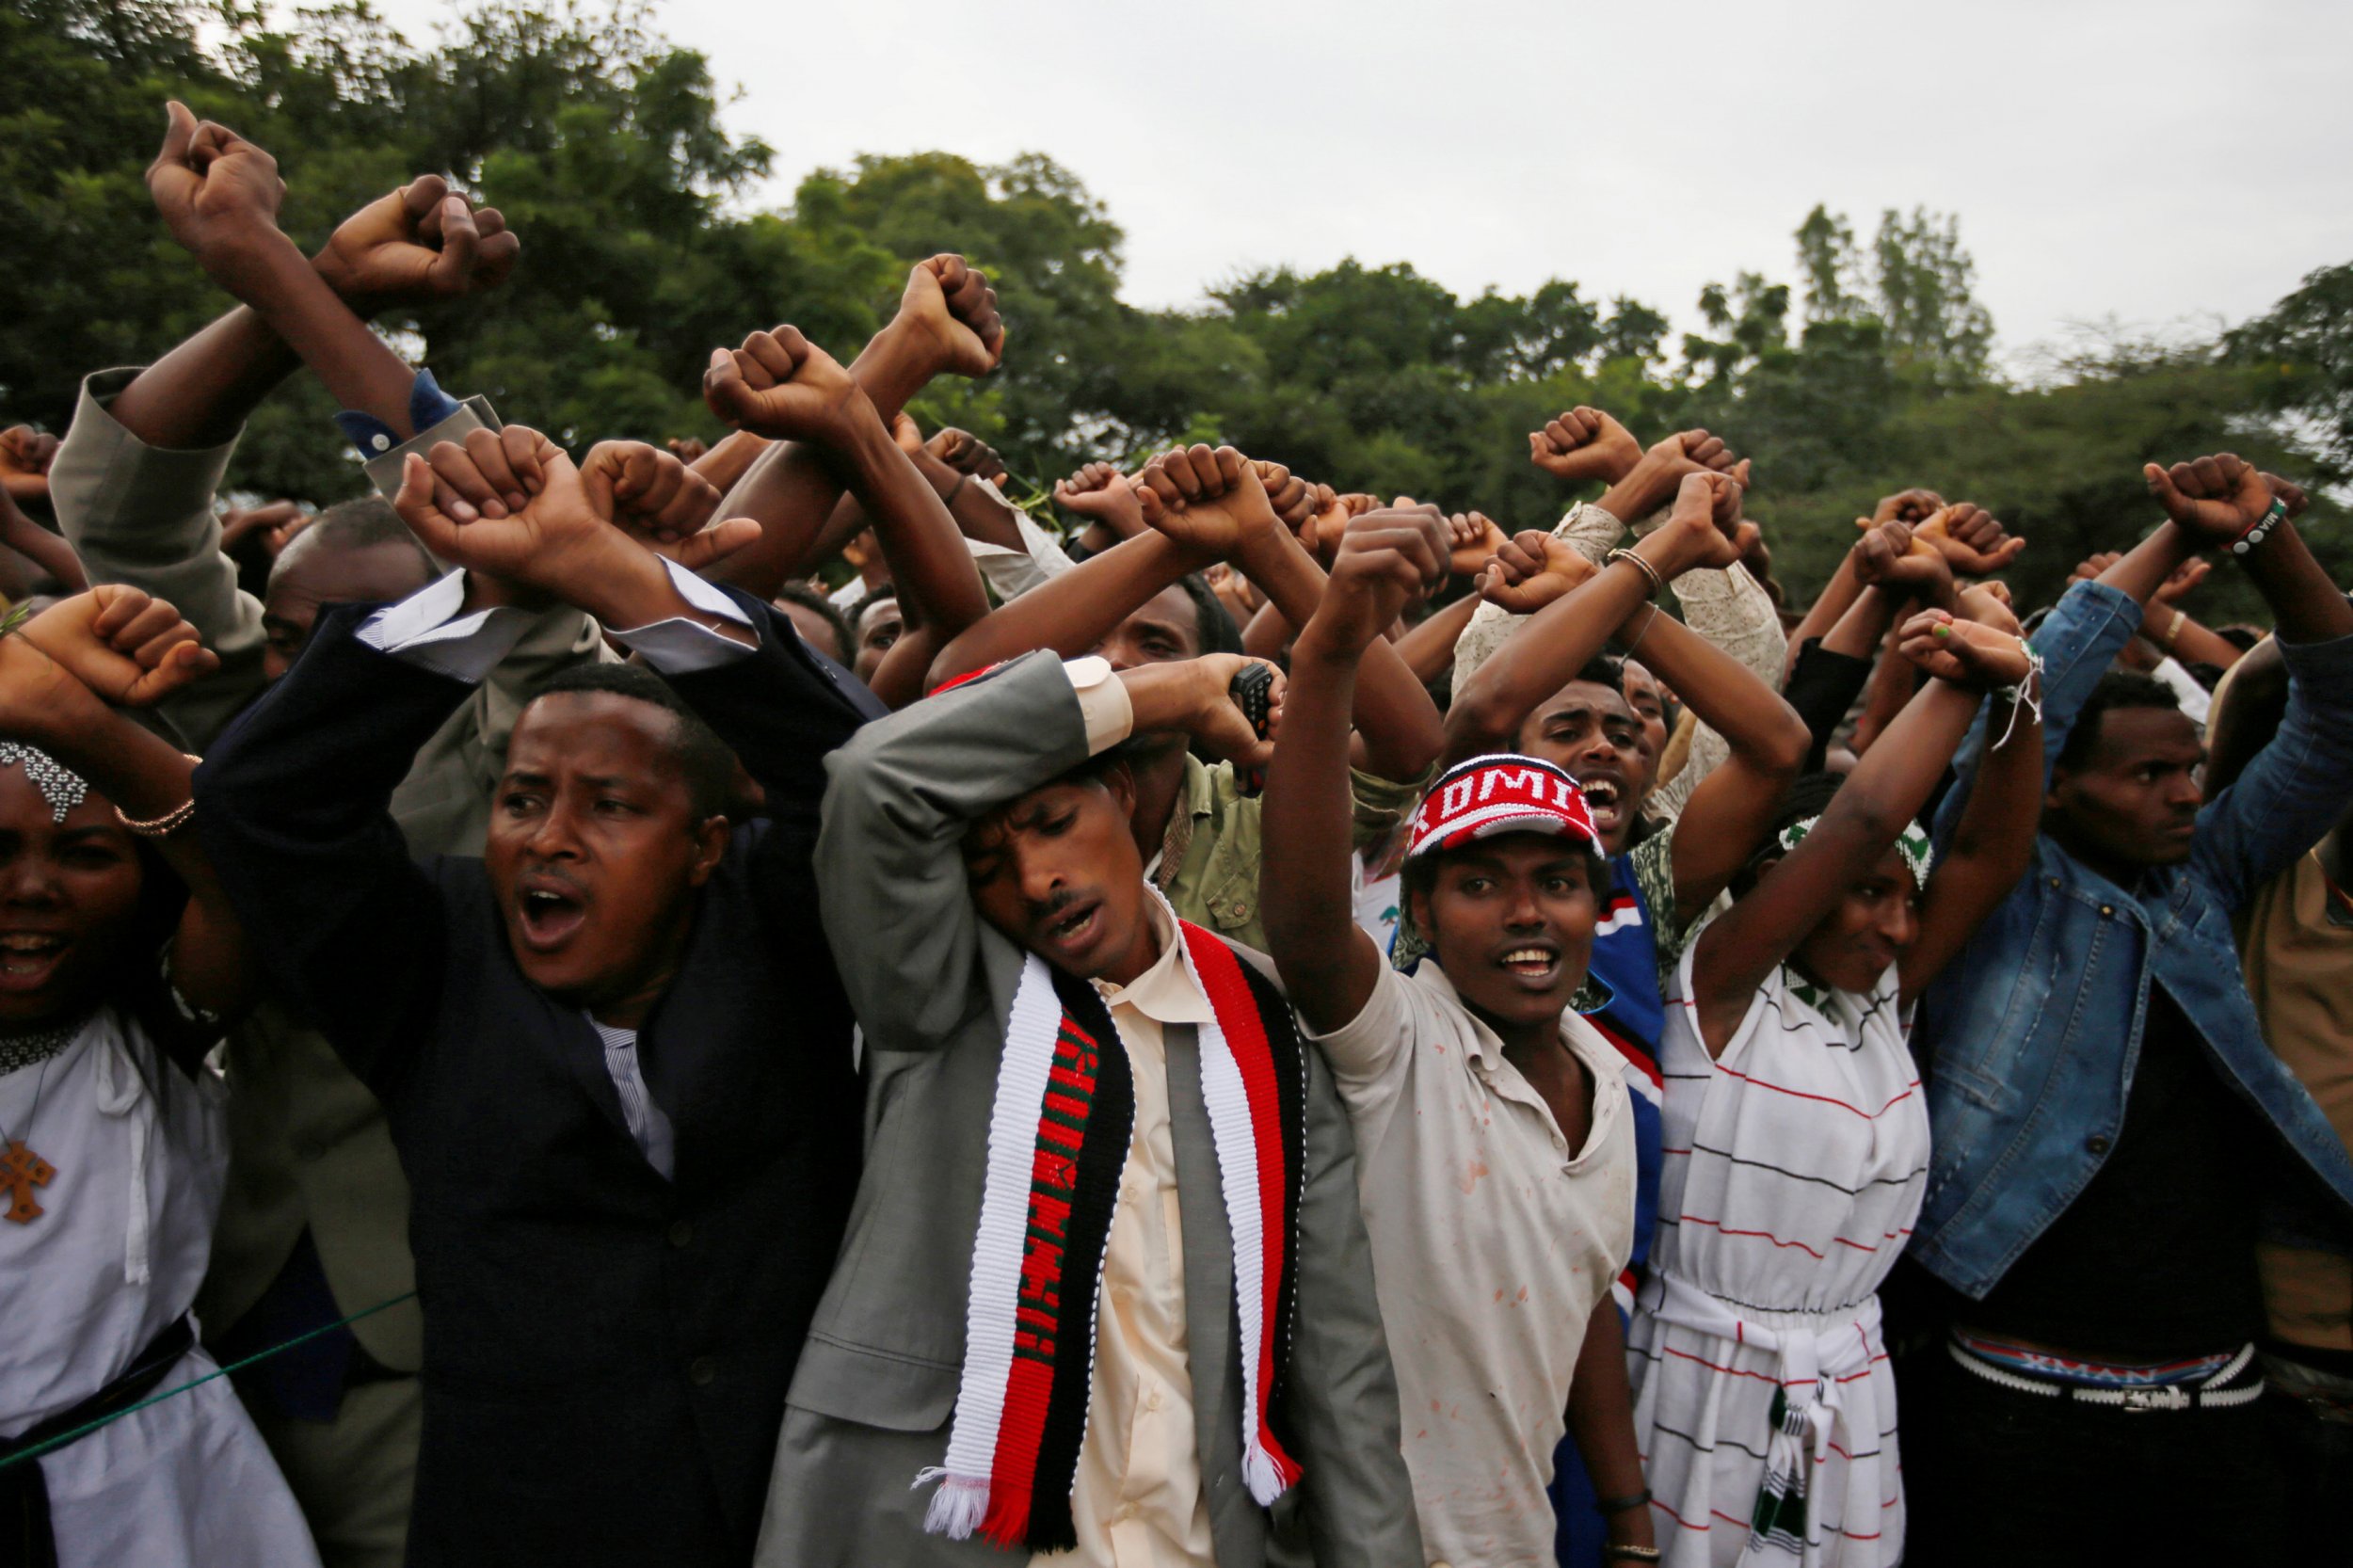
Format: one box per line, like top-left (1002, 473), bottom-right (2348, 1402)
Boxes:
top-left (2087, 1135), bottom-right (2112, 1156)
top-left (2099, 904), bottom-right (2114, 917)
top-left (371, 433), bottom-right (391, 453)
top-left (668, 1220), bottom-right (694, 1249)
top-left (688, 1355), bottom-right (716, 1386)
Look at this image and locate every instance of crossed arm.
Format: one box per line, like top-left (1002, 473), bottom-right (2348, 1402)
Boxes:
top-left (1689, 609), bottom-right (2037, 1050)
top-left (1448, 472), bottom-right (1808, 922)
top-left (926, 446), bottom-right (1446, 782)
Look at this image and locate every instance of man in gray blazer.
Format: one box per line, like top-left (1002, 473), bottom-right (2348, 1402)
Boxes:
top-left (758, 646), bottom-right (1421, 1567)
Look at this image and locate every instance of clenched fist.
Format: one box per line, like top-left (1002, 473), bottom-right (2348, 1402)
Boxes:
top-left (1528, 407), bottom-right (1641, 485)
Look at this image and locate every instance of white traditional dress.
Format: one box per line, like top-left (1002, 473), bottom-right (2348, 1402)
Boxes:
top-left (0, 1004), bottom-right (320, 1568)
top-left (1627, 919), bottom-right (1929, 1568)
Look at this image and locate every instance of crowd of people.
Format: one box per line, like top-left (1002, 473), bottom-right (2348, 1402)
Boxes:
top-left (2, 100), bottom-right (2349, 1568)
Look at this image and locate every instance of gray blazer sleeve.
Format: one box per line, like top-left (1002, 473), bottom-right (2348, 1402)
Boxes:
top-left (814, 651), bottom-right (1097, 1053)
top-left (50, 368), bottom-right (266, 750)
top-left (1288, 1045), bottom-right (1424, 1565)
top-left (358, 393), bottom-right (499, 500)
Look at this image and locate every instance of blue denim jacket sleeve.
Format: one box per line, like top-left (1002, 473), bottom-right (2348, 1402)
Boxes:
top-left (2191, 628), bottom-right (2353, 911)
top-left (1933, 579), bottom-right (2142, 848)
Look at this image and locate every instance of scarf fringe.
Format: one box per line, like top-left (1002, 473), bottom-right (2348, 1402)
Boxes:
top-left (1241, 1443), bottom-right (1299, 1506)
top-left (914, 1470), bottom-right (988, 1541)
top-left (921, 926), bottom-right (1303, 1548)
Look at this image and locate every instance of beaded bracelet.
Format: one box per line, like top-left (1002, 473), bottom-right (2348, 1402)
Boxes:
top-left (116, 754), bottom-right (203, 839)
top-left (1606, 547), bottom-right (1664, 597)
top-left (1602, 1545), bottom-right (1663, 1563)
top-left (1595, 1488), bottom-right (1653, 1515)
top-left (2229, 496), bottom-right (2288, 557)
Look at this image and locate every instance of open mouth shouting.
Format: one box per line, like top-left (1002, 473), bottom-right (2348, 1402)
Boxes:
top-left (514, 872), bottom-right (590, 952)
top-left (1578, 776), bottom-right (1625, 834)
top-left (1496, 941), bottom-right (1563, 990)
top-left (1035, 896), bottom-right (1104, 963)
top-left (0, 931), bottom-right (68, 992)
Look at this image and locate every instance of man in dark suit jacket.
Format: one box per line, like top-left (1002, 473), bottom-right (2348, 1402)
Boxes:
top-left (194, 420), bottom-right (886, 1567)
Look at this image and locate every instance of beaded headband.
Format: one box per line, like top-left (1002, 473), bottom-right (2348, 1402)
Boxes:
top-left (1776, 813), bottom-right (1935, 890)
top-left (0, 741), bottom-right (89, 824)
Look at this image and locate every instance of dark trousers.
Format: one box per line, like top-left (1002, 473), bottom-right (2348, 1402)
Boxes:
top-left (1903, 1344), bottom-right (2283, 1565)
top-left (2264, 1355), bottom-right (2353, 1562)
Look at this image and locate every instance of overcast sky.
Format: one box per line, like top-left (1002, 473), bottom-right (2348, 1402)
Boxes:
top-left (364, 0), bottom-right (2353, 369)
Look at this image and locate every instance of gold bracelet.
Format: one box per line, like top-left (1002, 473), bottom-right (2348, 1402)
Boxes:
top-left (116, 754), bottom-right (202, 839)
top-left (2150, 605), bottom-right (2179, 650)
top-left (1606, 547), bottom-right (1665, 598)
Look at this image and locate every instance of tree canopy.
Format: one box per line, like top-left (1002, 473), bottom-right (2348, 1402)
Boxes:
top-left (3, 0), bottom-right (2342, 618)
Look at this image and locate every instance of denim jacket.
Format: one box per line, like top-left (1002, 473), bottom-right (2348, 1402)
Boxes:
top-left (1911, 579), bottom-right (2353, 1299)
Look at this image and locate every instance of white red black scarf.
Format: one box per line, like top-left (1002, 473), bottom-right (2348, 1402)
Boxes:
top-left (916, 919), bottom-right (1305, 1550)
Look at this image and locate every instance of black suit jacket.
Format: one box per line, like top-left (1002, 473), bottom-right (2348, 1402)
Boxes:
top-left (196, 593), bottom-right (882, 1567)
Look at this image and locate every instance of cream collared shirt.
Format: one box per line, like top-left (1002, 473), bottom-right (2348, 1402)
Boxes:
top-left (1032, 882), bottom-right (1219, 1567)
top-left (1310, 959), bottom-right (1636, 1568)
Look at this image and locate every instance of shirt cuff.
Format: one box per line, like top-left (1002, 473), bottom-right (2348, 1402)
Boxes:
top-left (604, 558), bottom-right (760, 675)
top-left (1062, 655), bottom-right (1133, 754)
top-left (335, 369), bottom-right (469, 461)
top-left (356, 570), bottom-right (535, 684)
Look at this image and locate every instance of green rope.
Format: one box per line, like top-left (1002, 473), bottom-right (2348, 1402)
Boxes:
top-left (0, 1290), bottom-right (417, 1473)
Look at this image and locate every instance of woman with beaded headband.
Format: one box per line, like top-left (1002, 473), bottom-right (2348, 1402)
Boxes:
top-left (1625, 586), bottom-right (2045, 1567)
top-left (0, 587), bottom-right (321, 1566)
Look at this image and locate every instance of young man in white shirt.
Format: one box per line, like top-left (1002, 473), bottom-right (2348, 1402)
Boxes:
top-left (1259, 508), bottom-right (1646, 1568)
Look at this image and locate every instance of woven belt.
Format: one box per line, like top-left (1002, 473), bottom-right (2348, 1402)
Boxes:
top-left (1947, 1336), bottom-right (2264, 1412)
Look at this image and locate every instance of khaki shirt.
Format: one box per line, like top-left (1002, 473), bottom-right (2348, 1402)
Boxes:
top-left (1157, 756), bottom-right (1426, 953)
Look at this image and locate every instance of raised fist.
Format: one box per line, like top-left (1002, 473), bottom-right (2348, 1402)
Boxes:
top-left (16, 584), bottom-right (218, 709)
top-left (312, 174), bottom-right (520, 313)
top-left (704, 326), bottom-right (867, 446)
top-left (1054, 461), bottom-right (1146, 536)
top-left (1315, 506), bottom-right (1448, 654)
top-left (0, 426), bottom-right (58, 504)
top-left (926, 428), bottom-right (1008, 487)
top-left (1134, 444), bottom-right (1280, 560)
top-left (146, 101), bottom-right (286, 272)
top-left (1868, 488), bottom-right (1946, 527)
top-left (1653, 429), bottom-right (1749, 486)
top-left (1445, 510), bottom-right (1509, 577)
top-left (1479, 529), bottom-right (1598, 616)
top-left (1251, 461), bottom-right (1314, 533)
top-left (2144, 453), bottom-right (2274, 547)
top-left (1529, 407), bottom-right (1643, 485)
top-left (1897, 607), bottom-right (2032, 690)
top-left (1853, 519), bottom-right (1954, 602)
top-left (1301, 488), bottom-right (1377, 565)
top-left (1657, 470), bottom-right (1750, 572)
top-left (1913, 503), bottom-right (2025, 576)
top-left (581, 441), bottom-right (747, 574)
top-left (896, 254), bottom-right (1005, 379)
